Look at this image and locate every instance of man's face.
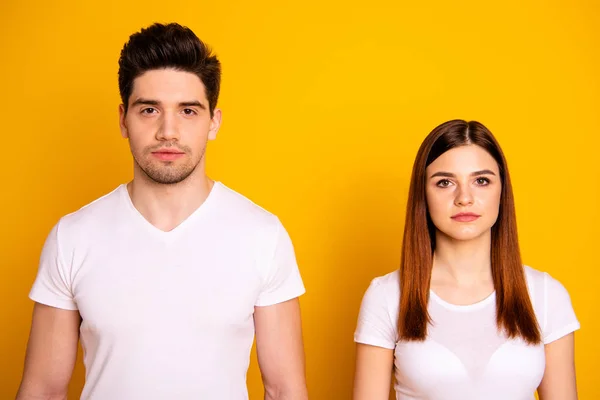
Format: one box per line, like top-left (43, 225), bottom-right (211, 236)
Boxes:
top-left (119, 68), bottom-right (221, 184)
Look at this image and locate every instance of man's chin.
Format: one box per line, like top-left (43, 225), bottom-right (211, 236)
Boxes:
top-left (144, 165), bottom-right (197, 185)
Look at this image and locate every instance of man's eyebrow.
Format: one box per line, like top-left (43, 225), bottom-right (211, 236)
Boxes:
top-left (129, 99), bottom-right (207, 110)
top-left (130, 98), bottom-right (160, 107)
top-left (179, 101), bottom-right (206, 109)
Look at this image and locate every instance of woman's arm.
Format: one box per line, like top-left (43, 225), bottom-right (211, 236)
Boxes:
top-left (537, 333), bottom-right (578, 400)
top-left (353, 343), bottom-right (394, 400)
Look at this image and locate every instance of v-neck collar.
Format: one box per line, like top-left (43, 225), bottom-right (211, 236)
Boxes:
top-left (119, 181), bottom-right (222, 241)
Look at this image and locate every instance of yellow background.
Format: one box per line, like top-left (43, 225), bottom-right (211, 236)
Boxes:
top-left (1, 0), bottom-right (598, 399)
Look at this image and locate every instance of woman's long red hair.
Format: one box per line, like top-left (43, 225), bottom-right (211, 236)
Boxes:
top-left (398, 119), bottom-right (541, 344)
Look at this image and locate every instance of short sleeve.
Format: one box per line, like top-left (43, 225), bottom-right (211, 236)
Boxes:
top-left (29, 221), bottom-right (78, 310)
top-left (542, 272), bottom-right (579, 344)
top-left (254, 218), bottom-right (306, 307)
top-left (354, 278), bottom-right (397, 349)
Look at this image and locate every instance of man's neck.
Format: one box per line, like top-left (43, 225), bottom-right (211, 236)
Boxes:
top-left (127, 171), bottom-right (214, 232)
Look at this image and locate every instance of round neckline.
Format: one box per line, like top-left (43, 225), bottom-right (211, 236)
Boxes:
top-left (429, 289), bottom-right (496, 312)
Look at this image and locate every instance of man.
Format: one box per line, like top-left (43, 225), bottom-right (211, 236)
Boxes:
top-left (16, 22), bottom-right (308, 400)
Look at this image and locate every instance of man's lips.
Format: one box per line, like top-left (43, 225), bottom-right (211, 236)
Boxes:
top-left (151, 149), bottom-right (185, 161)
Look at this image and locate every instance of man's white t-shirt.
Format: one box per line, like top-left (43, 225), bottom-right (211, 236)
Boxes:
top-left (354, 266), bottom-right (580, 400)
top-left (29, 181), bottom-right (306, 400)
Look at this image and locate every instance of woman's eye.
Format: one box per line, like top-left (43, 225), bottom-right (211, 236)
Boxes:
top-left (476, 177), bottom-right (490, 185)
top-left (437, 179), bottom-right (451, 187)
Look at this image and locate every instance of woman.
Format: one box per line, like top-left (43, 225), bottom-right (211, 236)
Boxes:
top-left (353, 120), bottom-right (580, 400)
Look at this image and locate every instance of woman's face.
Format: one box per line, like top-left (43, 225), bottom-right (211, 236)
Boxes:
top-left (425, 145), bottom-right (502, 242)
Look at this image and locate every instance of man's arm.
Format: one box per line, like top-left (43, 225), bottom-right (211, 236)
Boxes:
top-left (16, 303), bottom-right (81, 400)
top-left (254, 298), bottom-right (308, 400)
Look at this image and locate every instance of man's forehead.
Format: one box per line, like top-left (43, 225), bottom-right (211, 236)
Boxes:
top-left (131, 69), bottom-right (208, 102)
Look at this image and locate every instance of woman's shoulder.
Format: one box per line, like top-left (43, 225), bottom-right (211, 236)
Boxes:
top-left (359, 269), bottom-right (401, 309)
top-left (522, 265), bottom-right (580, 343)
top-left (355, 270), bottom-right (401, 348)
top-left (370, 269), bottom-right (400, 286)
top-left (523, 264), bottom-right (546, 287)
top-left (523, 264), bottom-right (570, 294)
top-left (364, 269), bottom-right (400, 297)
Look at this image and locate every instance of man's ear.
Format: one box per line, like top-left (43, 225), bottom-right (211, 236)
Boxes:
top-left (119, 104), bottom-right (129, 139)
top-left (208, 108), bottom-right (222, 141)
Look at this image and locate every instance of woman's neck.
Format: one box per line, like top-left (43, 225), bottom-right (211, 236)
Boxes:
top-left (432, 230), bottom-right (493, 286)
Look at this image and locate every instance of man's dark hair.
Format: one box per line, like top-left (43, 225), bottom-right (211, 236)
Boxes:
top-left (118, 22), bottom-right (221, 116)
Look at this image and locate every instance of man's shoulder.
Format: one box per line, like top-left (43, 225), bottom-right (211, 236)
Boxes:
top-left (214, 181), bottom-right (281, 227)
top-left (58, 185), bottom-right (125, 232)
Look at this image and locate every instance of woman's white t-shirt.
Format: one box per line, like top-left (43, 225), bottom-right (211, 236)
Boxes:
top-left (354, 266), bottom-right (580, 400)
